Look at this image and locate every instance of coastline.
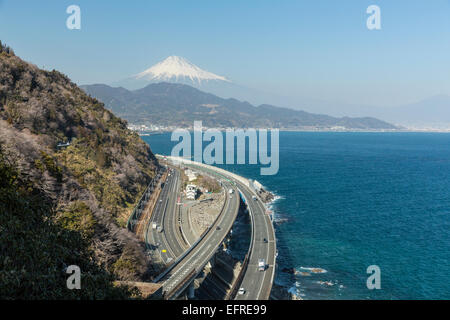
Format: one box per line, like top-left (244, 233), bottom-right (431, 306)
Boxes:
top-left (158, 155), bottom-right (280, 299)
top-left (137, 128), bottom-right (450, 137)
top-left (154, 154), bottom-right (311, 300)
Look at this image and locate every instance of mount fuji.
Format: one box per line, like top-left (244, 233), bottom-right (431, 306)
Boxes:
top-left (112, 56), bottom-right (236, 92)
top-left (136, 55), bottom-right (230, 84)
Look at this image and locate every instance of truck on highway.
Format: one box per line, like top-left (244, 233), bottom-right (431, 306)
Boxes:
top-left (258, 259), bottom-right (266, 271)
top-left (152, 222), bottom-right (157, 230)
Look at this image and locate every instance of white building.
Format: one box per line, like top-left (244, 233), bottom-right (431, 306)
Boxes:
top-left (185, 184), bottom-right (198, 200)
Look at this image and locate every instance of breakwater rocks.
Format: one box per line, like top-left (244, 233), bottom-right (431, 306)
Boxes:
top-left (258, 188), bottom-right (275, 203)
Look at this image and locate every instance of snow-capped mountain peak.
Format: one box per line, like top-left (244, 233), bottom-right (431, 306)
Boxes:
top-left (135, 56), bottom-right (230, 84)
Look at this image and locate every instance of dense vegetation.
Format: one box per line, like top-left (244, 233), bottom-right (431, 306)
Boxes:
top-left (196, 174), bottom-right (221, 193)
top-left (0, 43), bottom-right (159, 297)
top-left (0, 147), bottom-right (137, 299)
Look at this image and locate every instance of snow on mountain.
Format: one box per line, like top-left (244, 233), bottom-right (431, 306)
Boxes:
top-left (134, 56), bottom-right (230, 84)
top-left (111, 56), bottom-right (297, 106)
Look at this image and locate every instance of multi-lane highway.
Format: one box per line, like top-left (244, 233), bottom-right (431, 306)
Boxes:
top-left (158, 180), bottom-right (239, 299)
top-left (146, 168), bottom-right (184, 264)
top-left (234, 181), bottom-right (276, 300)
top-left (145, 161), bottom-right (240, 299)
top-left (164, 158), bottom-right (276, 300)
top-left (161, 169), bottom-right (188, 256)
top-left (146, 156), bottom-right (276, 300)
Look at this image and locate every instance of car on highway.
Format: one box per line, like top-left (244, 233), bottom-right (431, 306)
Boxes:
top-left (216, 226), bottom-right (221, 231)
top-left (238, 287), bottom-right (246, 295)
top-left (263, 238), bottom-right (268, 243)
top-left (157, 226), bottom-right (163, 233)
top-left (258, 258), bottom-right (266, 271)
top-left (252, 195), bottom-right (257, 201)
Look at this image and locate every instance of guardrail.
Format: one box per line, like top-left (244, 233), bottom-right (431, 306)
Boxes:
top-left (266, 206), bottom-right (277, 300)
top-left (250, 191), bottom-right (277, 300)
top-left (165, 268), bottom-right (197, 300)
top-left (177, 204), bottom-right (190, 247)
top-left (127, 166), bottom-right (165, 232)
top-left (159, 155), bottom-right (250, 188)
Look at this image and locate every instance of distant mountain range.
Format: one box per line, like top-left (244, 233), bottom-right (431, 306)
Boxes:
top-left (106, 55), bottom-right (448, 129)
top-left (349, 95), bottom-right (450, 128)
top-left (81, 82), bottom-right (398, 130)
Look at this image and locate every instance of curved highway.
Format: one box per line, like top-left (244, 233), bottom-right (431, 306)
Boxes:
top-left (161, 156), bottom-right (276, 300)
top-left (149, 156), bottom-right (276, 300)
top-left (159, 181), bottom-right (239, 299)
top-left (234, 181), bottom-right (276, 300)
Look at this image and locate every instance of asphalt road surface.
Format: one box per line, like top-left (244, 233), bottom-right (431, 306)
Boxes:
top-left (234, 180), bottom-right (275, 300)
top-left (146, 168), bottom-right (181, 264)
top-left (160, 181), bottom-right (239, 299)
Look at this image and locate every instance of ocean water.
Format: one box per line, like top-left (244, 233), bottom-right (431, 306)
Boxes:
top-left (142, 132), bottom-right (450, 300)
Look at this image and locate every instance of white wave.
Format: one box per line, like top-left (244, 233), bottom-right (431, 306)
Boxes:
top-left (297, 267), bottom-right (328, 274)
top-left (266, 193), bottom-right (284, 222)
top-left (288, 284), bottom-right (301, 296)
top-left (316, 280), bottom-right (335, 287)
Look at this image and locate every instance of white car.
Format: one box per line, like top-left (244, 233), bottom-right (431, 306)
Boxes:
top-left (258, 259), bottom-right (266, 271)
top-left (238, 287), bottom-right (246, 295)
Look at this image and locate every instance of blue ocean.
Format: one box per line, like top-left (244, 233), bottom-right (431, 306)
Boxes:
top-left (142, 132), bottom-right (450, 300)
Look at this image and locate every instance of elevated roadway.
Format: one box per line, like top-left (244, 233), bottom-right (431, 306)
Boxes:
top-left (160, 156), bottom-right (276, 300)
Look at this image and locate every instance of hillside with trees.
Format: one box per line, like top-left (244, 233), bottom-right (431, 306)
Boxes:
top-left (0, 44), bottom-right (159, 298)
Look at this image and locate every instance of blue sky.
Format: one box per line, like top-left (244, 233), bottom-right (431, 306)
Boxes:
top-left (1, 0), bottom-right (450, 107)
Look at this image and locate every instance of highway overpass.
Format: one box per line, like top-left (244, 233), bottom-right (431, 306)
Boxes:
top-left (143, 159), bottom-right (239, 299)
top-left (157, 181), bottom-right (239, 299)
top-left (158, 156), bottom-right (277, 300)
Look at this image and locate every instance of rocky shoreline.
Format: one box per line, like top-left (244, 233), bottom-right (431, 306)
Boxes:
top-left (257, 187), bottom-right (275, 203)
top-left (270, 283), bottom-right (302, 300)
